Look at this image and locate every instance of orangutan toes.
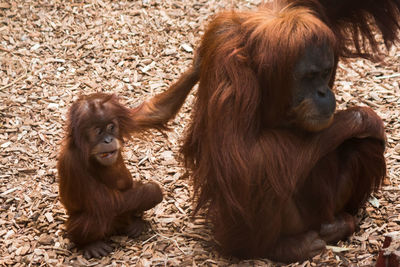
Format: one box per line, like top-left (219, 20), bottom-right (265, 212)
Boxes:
top-left (83, 241), bottom-right (113, 259)
top-left (271, 231), bottom-right (326, 263)
top-left (125, 217), bottom-right (147, 238)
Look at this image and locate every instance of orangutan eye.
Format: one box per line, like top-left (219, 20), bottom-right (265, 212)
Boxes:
top-left (107, 123), bottom-right (115, 132)
top-left (95, 128), bottom-right (102, 135)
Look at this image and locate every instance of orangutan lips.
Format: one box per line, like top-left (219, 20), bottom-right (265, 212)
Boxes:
top-left (100, 150), bottom-right (116, 158)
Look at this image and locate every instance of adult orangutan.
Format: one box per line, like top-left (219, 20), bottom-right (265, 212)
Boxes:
top-left (131, 0), bottom-right (400, 263)
top-left (57, 93), bottom-right (163, 258)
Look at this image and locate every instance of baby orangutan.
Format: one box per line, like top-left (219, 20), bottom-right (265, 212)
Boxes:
top-left (57, 93), bottom-right (163, 258)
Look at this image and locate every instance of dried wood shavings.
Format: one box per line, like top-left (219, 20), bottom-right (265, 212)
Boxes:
top-left (0, 0), bottom-right (399, 266)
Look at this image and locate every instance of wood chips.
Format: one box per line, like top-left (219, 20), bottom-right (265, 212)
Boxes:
top-left (0, 0), bottom-right (400, 266)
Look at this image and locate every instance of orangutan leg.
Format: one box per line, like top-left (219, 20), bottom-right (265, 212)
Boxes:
top-left (319, 213), bottom-right (356, 243)
top-left (320, 137), bottom-right (384, 243)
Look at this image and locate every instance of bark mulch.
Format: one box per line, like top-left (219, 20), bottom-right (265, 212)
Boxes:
top-left (1, 0), bottom-right (400, 266)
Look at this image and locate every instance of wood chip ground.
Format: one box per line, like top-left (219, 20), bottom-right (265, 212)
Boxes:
top-left (0, 0), bottom-right (400, 266)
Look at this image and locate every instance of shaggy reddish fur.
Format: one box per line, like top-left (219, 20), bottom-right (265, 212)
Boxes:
top-left (131, 0), bottom-right (399, 262)
top-left (58, 93), bottom-right (163, 257)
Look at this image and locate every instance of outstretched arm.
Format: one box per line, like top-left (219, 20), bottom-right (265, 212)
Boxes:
top-left (131, 55), bottom-right (200, 130)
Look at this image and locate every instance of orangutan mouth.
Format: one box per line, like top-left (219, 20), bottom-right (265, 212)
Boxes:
top-left (99, 150), bottom-right (117, 158)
